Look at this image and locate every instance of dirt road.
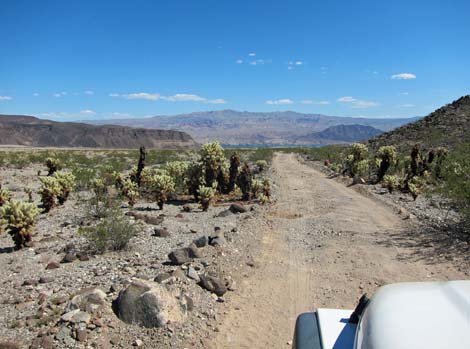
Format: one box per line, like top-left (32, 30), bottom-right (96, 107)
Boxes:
top-left (211, 153), bottom-right (465, 348)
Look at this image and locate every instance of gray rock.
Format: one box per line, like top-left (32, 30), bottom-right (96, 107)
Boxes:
top-left (187, 267), bottom-right (200, 282)
top-left (61, 252), bottom-right (77, 263)
top-left (154, 272), bottom-right (173, 284)
top-left (193, 236), bottom-right (209, 248)
top-left (209, 234), bottom-right (226, 247)
top-left (216, 209), bottom-right (233, 217)
top-left (229, 203), bottom-right (247, 213)
top-left (198, 275), bottom-right (227, 296)
top-left (46, 261), bottom-right (60, 270)
top-left (71, 311), bottom-right (91, 324)
top-left (39, 276), bottom-right (54, 284)
top-left (154, 228), bottom-right (170, 237)
top-left (114, 279), bottom-right (186, 328)
top-left (168, 249), bottom-right (191, 265)
top-left (66, 288), bottom-right (107, 315)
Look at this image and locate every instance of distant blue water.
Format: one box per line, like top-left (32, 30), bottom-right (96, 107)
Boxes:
top-left (222, 144), bottom-right (325, 149)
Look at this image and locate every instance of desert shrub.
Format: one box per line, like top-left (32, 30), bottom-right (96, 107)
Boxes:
top-left (79, 208), bottom-right (137, 253)
top-left (382, 175), bottom-right (399, 193)
top-left (71, 167), bottom-right (96, 191)
top-left (238, 163), bottom-right (252, 200)
top-left (429, 147), bottom-right (449, 179)
top-left (376, 146), bottom-right (397, 181)
top-left (438, 144), bottom-right (470, 223)
top-left (0, 186), bottom-right (12, 206)
top-left (256, 160), bottom-right (268, 172)
top-left (200, 142), bottom-right (225, 188)
top-left (148, 174), bottom-right (175, 209)
top-left (197, 185), bottom-right (217, 211)
top-left (228, 153), bottom-right (241, 193)
top-left (53, 171), bottom-right (76, 204)
top-left (38, 177), bottom-right (62, 212)
top-left (0, 200), bottom-right (40, 249)
top-left (45, 157), bottom-right (62, 176)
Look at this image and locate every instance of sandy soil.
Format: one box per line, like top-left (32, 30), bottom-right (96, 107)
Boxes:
top-left (211, 152), bottom-right (466, 348)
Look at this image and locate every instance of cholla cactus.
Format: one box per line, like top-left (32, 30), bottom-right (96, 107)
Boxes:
top-left (431, 147), bottom-right (448, 178)
top-left (376, 146), bottom-right (397, 181)
top-left (131, 146), bottom-right (146, 186)
top-left (45, 157), bottom-right (62, 176)
top-left (238, 163), bottom-right (252, 201)
top-left (39, 176), bottom-right (62, 212)
top-left (251, 178), bottom-right (264, 199)
top-left (112, 171), bottom-right (125, 191)
top-left (197, 185), bottom-right (216, 211)
top-left (408, 176), bottom-right (425, 201)
top-left (262, 178), bottom-right (271, 199)
top-left (53, 171), bottom-right (76, 204)
top-left (256, 160), bottom-right (268, 172)
top-left (92, 178), bottom-right (108, 197)
top-left (200, 142), bottom-right (225, 188)
top-left (217, 160), bottom-right (230, 194)
top-left (165, 161), bottom-right (190, 193)
top-left (0, 186), bottom-right (12, 206)
top-left (345, 144), bottom-right (369, 180)
top-left (121, 178), bottom-right (139, 207)
top-left (228, 153), bottom-right (241, 193)
top-left (0, 200), bottom-right (40, 249)
top-left (186, 162), bottom-right (205, 200)
top-left (382, 175), bottom-right (398, 193)
top-left (149, 174), bottom-right (175, 209)
top-left (350, 143), bottom-right (368, 162)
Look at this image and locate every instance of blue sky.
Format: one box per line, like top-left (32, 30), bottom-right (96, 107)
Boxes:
top-left (1, 0), bottom-right (469, 120)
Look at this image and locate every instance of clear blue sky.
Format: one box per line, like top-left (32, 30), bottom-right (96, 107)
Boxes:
top-left (1, 0), bottom-right (469, 120)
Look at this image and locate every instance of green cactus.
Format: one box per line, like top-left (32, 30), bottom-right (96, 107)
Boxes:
top-left (382, 174), bottom-right (399, 193)
top-left (256, 160), bottom-right (268, 172)
top-left (53, 171), bottom-right (76, 204)
top-left (164, 161), bottom-right (190, 193)
top-left (251, 178), bottom-right (264, 199)
top-left (121, 178), bottom-right (139, 207)
top-left (45, 157), bottom-right (62, 176)
top-left (197, 185), bottom-right (216, 211)
top-left (186, 161), bottom-right (205, 200)
top-left (0, 186), bottom-right (12, 206)
top-left (24, 188), bottom-right (33, 202)
top-left (38, 176), bottom-right (62, 212)
top-left (149, 174), bottom-right (175, 209)
top-left (408, 176), bottom-right (425, 201)
top-left (0, 200), bottom-right (40, 249)
top-left (200, 142), bottom-right (225, 188)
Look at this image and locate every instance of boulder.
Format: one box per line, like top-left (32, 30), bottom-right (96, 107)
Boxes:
top-left (193, 236), bottom-right (209, 248)
top-left (168, 244), bottom-right (201, 265)
top-left (114, 279), bottom-right (185, 328)
top-left (66, 288), bottom-right (107, 315)
top-left (154, 228), bottom-right (170, 238)
top-left (229, 203), bottom-right (247, 214)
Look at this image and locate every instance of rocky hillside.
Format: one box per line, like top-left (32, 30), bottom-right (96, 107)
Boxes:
top-left (368, 95), bottom-right (470, 151)
top-left (89, 110), bottom-right (418, 145)
top-left (295, 124), bottom-right (383, 144)
top-left (0, 114), bottom-right (198, 149)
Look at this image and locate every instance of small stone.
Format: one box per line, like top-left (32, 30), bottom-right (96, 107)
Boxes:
top-left (0, 342), bottom-right (21, 349)
top-left (187, 243), bottom-right (202, 258)
top-left (61, 252), bottom-right (77, 263)
top-left (76, 329), bottom-right (87, 342)
top-left (193, 236), bottom-right (209, 248)
top-left (39, 276), bottom-right (54, 284)
top-left (154, 228), bottom-right (170, 238)
top-left (45, 261), bottom-right (60, 269)
top-left (154, 272), bottom-right (173, 284)
top-left (23, 279), bottom-right (38, 286)
top-left (229, 203), bottom-right (247, 213)
top-left (199, 275), bottom-right (227, 296)
top-left (71, 311), bottom-right (91, 324)
top-left (110, 336), bottom-right (120, 345)
top-left (209, 234), bottom-right (226, 247)
top-left (77, 254), bottom-right (90, 262)
top-left (182, 204), bottom-right (192, 212)
top-left (168, 249), bottom-right (190, 265)
top-left (216, 209), bottom-right (233, 217)
top-left (61, 309), bottom-right (80, 322)
top-left (187, 267), bottom-right (200, 282)
top-left (133, 339), bottom-right (143, 347)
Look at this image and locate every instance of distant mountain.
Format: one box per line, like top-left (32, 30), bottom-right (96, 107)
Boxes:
top-left (0, 114), bottom-right (197, 149)
top-left (88, 110), bottom-right (419, 145)
top-left (368, 95), bottom-right (470, 151)
top-left (296, 124), bottom-right (383, 144)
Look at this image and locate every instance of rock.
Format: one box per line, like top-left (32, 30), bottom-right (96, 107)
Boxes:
top-left (61, 252), bottom-right (77, 263)
top-left (23, 279), bottom-right (38, 286)
top-left (182, 204), bottom-right (192, 212)
top-left (216, 209), bottom-right (233, 217)
top-left (209, 234), bottom-right (226, 247)
top-left (30, 336), bottom-right (54, 349)
top-left (39, 276), bottom-right (54, 284)
top-left (66, 288), bottom-right (107, 315)
top-left (0, 342), bottom-right (21, 349)
top-left (154, 272), bottom-right (173, 284)
top-left (198, 275), bottom-right (227, 296)
top-left (229, 203), bottom-right (247, 213)
top-left (168, 244), bottom-right (201, 265)
top-left (45, 261), bottom-right (60, 270)
top-left (55, 325), bottom-right (72, 341)
top-left (70, 311), bottom-right (91, 324)
top-left (77, 253), bottom-right (90, 262)
top-left (186, 267), bottom-right (200, 282)
top-left (133, 339), bottom-right (143, 347)
top-left (76, 329), bottom-right (87, 342)
top-left (193, 236), bottom-right (209, 248)
top-left (154, 228), bottom-right (170, 238)
top-left (61, 309), bottom-right (80, 322)
top-left (114, 279), bottom-right (186, 328)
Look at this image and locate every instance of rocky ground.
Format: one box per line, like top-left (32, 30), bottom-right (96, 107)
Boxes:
top-left (1, 153), bottom-right (468, 349)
